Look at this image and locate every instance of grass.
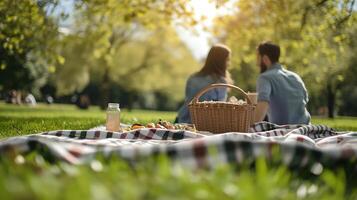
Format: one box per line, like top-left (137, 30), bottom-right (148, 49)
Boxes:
top-left (1, 102), bottom-right (357, 199)
top-left (1, 102), bottom-right (357, 138)
top-left (0, 102), bottom-right (176, 120)
top-left (0, 155), bottom-right (355, 200)
top-left (312, 117), bottom-right (357, 131)
top-left (0, 102), bottom-right (176, 138)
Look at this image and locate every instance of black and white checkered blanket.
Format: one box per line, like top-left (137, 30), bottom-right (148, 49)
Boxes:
top-left (0, 122), bottom-right (356, 170)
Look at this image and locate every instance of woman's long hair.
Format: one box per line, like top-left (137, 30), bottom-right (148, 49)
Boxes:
top-left (196, 44), bottom-right (233, 84)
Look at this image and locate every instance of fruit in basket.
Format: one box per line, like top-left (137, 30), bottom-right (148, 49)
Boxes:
top-left (228, 96), bottom-right (238, 103)
top-left (228, 96), bottom-right (247, 105)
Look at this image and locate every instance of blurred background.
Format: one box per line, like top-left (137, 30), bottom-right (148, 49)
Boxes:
top-left (0, 0), bottom-right (356, 118)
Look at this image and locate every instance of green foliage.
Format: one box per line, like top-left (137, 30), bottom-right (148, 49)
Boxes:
top-left (54, 0), bottom-right (199, 107)
top-left (338, 23), bottom-right (357, 116)
top-left (212, 0), bottom-right (357, 115)
top-left (107, 27), bottom-right (199, 102)
top-left (0, 0), bottom-right (61, 92)
top-left (0, 147), bottom-right (356, 199)
top-left (0, 0), bottom-right (199, 108)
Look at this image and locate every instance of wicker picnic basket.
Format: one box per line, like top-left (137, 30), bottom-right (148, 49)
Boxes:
top-left (188, 84), bottom-right (255, 133)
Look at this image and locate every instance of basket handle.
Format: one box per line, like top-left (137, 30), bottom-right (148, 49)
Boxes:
top-left (191, 83), bottom-right (253, 105)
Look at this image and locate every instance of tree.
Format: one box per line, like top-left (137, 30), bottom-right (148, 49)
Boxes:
top-left (54, 0), bottom-right (198, 109)
top-left (0, 0), bottom-right (62, 95)
top-left (107, 26), bottom-right (200, 109)
top-left (212, 0), bottom-right (356, 118)
top-left (339, 20), bottom-right (357, 116)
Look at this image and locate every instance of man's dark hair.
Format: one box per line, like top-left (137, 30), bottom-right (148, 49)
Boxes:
top-left (257, 42), bottom-right (280, 63)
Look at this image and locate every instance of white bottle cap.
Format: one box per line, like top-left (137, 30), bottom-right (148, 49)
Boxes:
top-left (108, 103), bottom-right (120, 109)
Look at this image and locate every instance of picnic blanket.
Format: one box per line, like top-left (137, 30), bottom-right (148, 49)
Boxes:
top-left (1, 122), bottom-right (357, 171)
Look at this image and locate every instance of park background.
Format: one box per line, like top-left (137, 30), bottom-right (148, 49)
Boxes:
top-left (1, 0), bottom-right (357, 118)
top-left (1, 1), bottom-right (357, 199)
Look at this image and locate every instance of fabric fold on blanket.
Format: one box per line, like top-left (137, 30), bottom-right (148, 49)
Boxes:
top-left (0, 122), bottom-right (356, 170)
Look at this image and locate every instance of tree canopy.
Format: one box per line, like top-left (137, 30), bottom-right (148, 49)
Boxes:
top-left (1, 0), bottom-right (357, 115)
top-left (53, 0), bottom-right (199, 108)
top-left (212, 0), bottom-right (357, 117)
top-left (0, 0), bottom-right (61, 93)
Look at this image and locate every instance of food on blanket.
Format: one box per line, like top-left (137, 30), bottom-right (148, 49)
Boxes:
top-left (161, 121), bottom-right (168, 127)
top-left (131, 124), bottom-right (145, 130)
top-left (166, 124), bottom-right (175, 129)
top-left (124, 120), bottom-right (196, 132)
top-left (146, 123), bottom-right (155, 128)
top-left (122, 127), bottom-right (132, 132)
top-left (155, 124), bottom-right (165, 129)
top-left (160, 121), bottom-right (175, 129)
top-left (174, 123), bottom-right (196, 132)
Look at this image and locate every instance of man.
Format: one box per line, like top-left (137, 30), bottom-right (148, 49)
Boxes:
top-left (254, 42), bottom-right (311, 125)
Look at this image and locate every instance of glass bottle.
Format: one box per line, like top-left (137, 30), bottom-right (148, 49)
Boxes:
top-left (106, 103), bottom-right (121, 132)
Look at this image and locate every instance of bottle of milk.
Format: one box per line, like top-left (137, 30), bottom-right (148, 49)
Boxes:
top-left (106, 103), bottom-right (121, 132)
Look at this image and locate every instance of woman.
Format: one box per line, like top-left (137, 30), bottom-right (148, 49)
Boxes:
top-left (176, 44), bottom-right (233, 123)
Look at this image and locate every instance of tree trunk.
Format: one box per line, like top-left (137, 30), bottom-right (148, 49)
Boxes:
top-left (127, 90), bottom-right (138, 112)
top-left (327, 83), bottom-right (335, 119)
top-left (127, 93), bottom-right (134, 111)
top-left (99, 67), bottom-right (110, 110)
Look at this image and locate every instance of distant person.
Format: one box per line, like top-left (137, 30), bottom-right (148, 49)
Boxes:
top-left (5, 90), bottom-right (22, 104)
top-left (176, 44), bottom-right (233, 123)
top-left (254, 41), bottom-right (311, 125)
top-left (45, 95), bottom-right (54, 104)
top-left (24, 93), bottom-right (37, 106)
top-left (76, 94), bottom-right (90, 109)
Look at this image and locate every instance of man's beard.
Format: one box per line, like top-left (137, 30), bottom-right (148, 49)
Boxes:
top-left (260, 61), bottom-right (267, 73)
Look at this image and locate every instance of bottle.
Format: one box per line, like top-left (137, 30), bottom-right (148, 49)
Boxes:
top-left (106, 103), bottom-right (121, 132)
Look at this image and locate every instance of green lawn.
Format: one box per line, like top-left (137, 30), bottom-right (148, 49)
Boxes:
top-left (1, 102), bottom-right (357, 138)
top-left (0, 102), bottom-right (176, 138)
top-left (311, 117), bottom-right (357, 131)
top-left (1, 102), bottom-right (357, 199)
